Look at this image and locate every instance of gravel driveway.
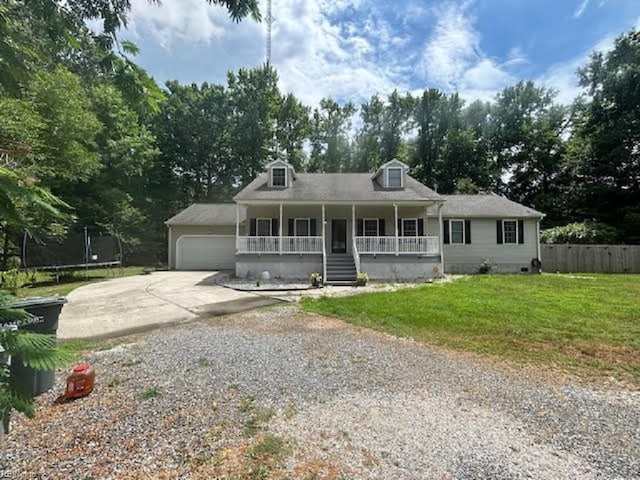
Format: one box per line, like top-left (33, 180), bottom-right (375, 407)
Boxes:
top-left (4, 305), bottom-right (639, 479)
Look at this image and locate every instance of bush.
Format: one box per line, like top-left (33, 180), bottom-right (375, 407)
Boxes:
top-left (477, 258), bottom-right (493, 274)
top-left (541, 221), bottom-right (619, 244)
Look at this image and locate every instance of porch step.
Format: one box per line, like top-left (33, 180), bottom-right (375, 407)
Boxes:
top-left (325, 254), bottom-right (357, 285)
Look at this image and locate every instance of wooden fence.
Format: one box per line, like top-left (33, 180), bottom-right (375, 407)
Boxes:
top-left (541, 244), bottom-right (640, 273)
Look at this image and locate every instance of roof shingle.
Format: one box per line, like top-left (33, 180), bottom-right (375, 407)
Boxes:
top-left (165, 204), bottom-right (246, 226)
top-left (440, 195), bottom-right (544, 218)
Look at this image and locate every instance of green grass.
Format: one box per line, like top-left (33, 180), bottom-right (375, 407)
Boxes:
top-left (14, 266), bottom-right (149, 297)
top-left (302, 274), bottom-right (640, 382)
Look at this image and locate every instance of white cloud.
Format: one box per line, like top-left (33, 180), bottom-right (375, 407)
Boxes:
top-left (574, 0), bottom-right (590, 18)
top-left (421, 2), bottom-right (480, 89)
top-left (419, 2), bottom-right (517, 102)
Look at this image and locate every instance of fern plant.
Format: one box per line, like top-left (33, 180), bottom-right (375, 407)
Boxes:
top-left (0, 291), bottom-right (67, 433)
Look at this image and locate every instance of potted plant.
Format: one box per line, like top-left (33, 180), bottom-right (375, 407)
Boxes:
top-left (356, 272), bottom-right (369, 287)
top-left (309, 272), bottom-right (322, 287)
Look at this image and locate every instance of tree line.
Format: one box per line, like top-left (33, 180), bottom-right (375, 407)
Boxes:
top-left (1, 1), bottom-right (639, 268)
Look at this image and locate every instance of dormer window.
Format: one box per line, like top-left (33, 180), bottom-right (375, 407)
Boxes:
top-left (271, 167), bottom-right (286, 187)
top-left (387, 167), bottom-right (403, 188)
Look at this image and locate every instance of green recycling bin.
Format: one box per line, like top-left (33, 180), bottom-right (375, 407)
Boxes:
top-left (10, 296), bottom-right (67, 396)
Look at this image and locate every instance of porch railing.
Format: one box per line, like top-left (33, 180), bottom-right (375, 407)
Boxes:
top-left (355, 236), bottom-right (439, 255)
top-left (237, 236), bottom-right (323, 254)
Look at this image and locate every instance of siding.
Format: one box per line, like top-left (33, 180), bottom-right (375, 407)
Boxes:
top-left (440, 218), bottom-right (540, 274)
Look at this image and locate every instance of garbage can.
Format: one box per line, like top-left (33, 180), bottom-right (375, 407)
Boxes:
top-left (10, 297), bottom-right (67, 396)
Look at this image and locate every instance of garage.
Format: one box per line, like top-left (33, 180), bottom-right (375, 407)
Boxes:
top-left (175, 235), bottom-right (236, 270)
top-left (166, 203), bottom-right (246, 270)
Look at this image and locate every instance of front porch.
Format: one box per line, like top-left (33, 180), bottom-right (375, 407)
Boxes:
top-left (235, 202), bottom-right (444, 282)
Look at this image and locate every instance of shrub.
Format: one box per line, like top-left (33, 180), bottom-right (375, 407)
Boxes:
top-left (477, 258), bottom-right (493, 274)
top-left (541, 221), bottom-right (619, 244)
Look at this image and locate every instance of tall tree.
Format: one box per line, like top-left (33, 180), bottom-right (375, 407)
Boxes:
top-left (274, 93), bottom-right (310, 170)
top-left (308, 98), bottom-right (356, 172)
top-left (489, 81), bottom-right (568, 221)
top-left (571, 28), bottom-right (640, 241)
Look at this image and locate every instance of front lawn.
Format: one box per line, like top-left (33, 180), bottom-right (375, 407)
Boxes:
top-left (302, 274), bottom-right (640, 382)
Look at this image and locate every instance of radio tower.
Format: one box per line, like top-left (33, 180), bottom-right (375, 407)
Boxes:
top-left (266, 0), bottom-right (273, 64)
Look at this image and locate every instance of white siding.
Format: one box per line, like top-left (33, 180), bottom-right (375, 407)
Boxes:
top-left (437, 218), bottom-right (539, 273)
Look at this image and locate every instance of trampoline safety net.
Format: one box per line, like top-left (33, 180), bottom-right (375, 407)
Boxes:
top-left (22, 230), bottom-right (122, 269)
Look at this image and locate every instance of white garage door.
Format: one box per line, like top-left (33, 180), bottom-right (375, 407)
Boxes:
top-left (176, 235), bottom-right (236, 270)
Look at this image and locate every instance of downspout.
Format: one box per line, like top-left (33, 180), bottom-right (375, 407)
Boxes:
top-left (438, 203), bottom-right (445, 276)
top-left (536, 218), bottom-right (542, 273)
top-left (394, 203), bottom-right (399, 256)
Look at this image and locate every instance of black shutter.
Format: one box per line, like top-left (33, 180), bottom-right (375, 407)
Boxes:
top-left (249, 218), bottom-right (256, 236)
top-left (418, 219), bottom-right (424, 236)
top-left (357, 218), bottom-right (363, 236)
top-left (379, 219), bottom-right (385, 236)
top-left (443, 219), bottom-right (450, 244)
top-left (310, 219), bottom-right (317, 236)
top-left (287, 218), bottom-right (294, 236)
top-left (465, 220), bottom-right (471, 244)
top-left (496, 220), bottom-right (503, 244)
top-left (272, 218), bottom-right (279, 236)
top-left (397, 218), bottom-right (402, 236)
top-left (518, 220), bottom-right (524, 244)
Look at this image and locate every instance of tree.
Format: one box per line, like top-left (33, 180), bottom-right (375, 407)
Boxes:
top-left (308, 98), bottom-right (356, 172)
top-left (274, 93), bottom-right (310, 170)
top-left (489, 81), bottom-right (568, 221)
top-left (572, 28), bottom-right (640, 242)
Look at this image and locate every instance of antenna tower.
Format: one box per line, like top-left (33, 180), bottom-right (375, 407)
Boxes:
top-left (266, 0), bottom-right (272, 64)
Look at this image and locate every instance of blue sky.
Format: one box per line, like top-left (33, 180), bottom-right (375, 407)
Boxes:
top-left (122, 0), bottom-right (640, 106)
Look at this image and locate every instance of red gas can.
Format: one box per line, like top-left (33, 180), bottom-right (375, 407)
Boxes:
top-left (65, 363), bottom-right (95, 400)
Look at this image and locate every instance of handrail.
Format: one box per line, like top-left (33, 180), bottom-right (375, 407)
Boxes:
top-left (322, 238), bottom-right (327, 285)
top-left (352, 234), bottom-right (361, 276)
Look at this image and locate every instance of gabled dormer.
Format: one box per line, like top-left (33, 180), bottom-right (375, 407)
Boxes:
top-left (265, 159), bottom-right (296, 188)
top-left (372, 159), bottom-right (409, 189)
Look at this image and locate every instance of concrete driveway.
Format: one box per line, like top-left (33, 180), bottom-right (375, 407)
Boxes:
top-left (57, 271), bottom-right (277, 340)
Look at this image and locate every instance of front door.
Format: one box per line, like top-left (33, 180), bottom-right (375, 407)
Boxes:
top-left (331, 219), bottom-right (347, 253)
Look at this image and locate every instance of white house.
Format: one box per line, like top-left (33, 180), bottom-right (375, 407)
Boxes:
top-left (166, 160), bottom-right (544, 282)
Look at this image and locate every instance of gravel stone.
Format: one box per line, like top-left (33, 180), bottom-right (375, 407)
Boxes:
top-left (2, 305), bottom-right (638, 479)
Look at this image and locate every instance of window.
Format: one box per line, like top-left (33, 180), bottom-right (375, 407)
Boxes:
top-left (450, 220), bottom-right (465, 244)
top-left (503, 220), bottom-right (517, 244)
top-left (271, 167), bottom-right (286, 187)
top-left (387, 167), bottom-right (403, 188)
top-left (364, 218), bottom-right (379, 236)
top-left (295, 218), bottom-right (310, 236)
top-left (402, 219), bottom-right (418, 237)
top-left (257, 218), bottom-right (272, 236)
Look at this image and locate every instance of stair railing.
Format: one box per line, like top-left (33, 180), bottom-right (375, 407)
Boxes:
top-left (352, 235), bottom-right (361, 276)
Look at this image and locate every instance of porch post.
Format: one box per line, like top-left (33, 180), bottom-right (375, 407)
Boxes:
top-left (394, 203), bottom-right (399, 256)
top-left (438, 203), bottom-right (444, 275)
top-left (322, 204), bottom-right (326, 241)
top-left (351, 204), bottom-right (356, 249)
top-left (235, 203), bottom-right (240, 251)
top-left (279, 203), bottom-right (283, 255)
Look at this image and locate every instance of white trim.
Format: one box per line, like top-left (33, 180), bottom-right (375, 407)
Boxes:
top-left (363, 218), bottom-right (379, 237)
top-left (502, 219), bottom-right (518, 244)
top-left (438, 204), bottom-right (444, 275)
top-left (386, 166), bottom-right (404, 188)
top-left (270, 166), bottom-right (287, 187)
top-left (449, 219), bottom-right (466, 244)
top-left (294, 218), bottom-right (311, 236)
top-left (401, 218), bottom-right (418, 237)
top-left (256, 217), bottom-right (273, 236)
top-left (175, 234), bottom-right (236, 270)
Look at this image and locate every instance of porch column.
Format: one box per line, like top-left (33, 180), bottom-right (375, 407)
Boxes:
top-left (322, 204), bottom-right (326, 243)
top-left (235, 203), bottom-right (240, 251)
top-left (424, 204), bottom-right (429, 253)
top-left (279, 203), bottom-right (283, 255)
top-left (438, 203), bottom-right (445, 275)
top-left (352, 204), bottom-right (356, 251)
top-left (394, 203), bottom-right (399, 256)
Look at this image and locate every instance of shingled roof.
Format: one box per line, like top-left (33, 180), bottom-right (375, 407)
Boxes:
top-left (165, 204), bottom-right (246, 226)
top-left (441, 195), bottom-right (544, 218)
top-left (234, 173), bottom-right (441, 202)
